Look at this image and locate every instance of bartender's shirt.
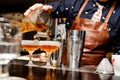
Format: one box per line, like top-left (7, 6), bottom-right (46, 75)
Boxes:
top-left (48, 0), bottom-right (120, 54)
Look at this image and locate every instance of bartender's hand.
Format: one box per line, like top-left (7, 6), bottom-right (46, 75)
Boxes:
top-left (24, 3), bottom-right (53, 16)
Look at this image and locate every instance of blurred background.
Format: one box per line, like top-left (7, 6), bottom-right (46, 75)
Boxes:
top-left (0, 0), bottom-right (56, 13)
top-left (0, 0), bottom-right (56, 26)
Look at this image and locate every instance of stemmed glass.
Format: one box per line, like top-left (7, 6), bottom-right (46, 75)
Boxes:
top-left (21, 40), bottom-right (39, 66)
top-left (39, 40), bottom-right (61, 67)
top-left (0, 42), bottom-right (27, 80)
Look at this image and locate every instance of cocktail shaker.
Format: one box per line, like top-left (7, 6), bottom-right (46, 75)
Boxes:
top-left (67, 30), bottom-right (85, 68)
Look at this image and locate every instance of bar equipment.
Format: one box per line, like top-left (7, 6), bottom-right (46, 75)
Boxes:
top-left (50, 18), bottom-right (66, 67)
top-left (67, 30), bottom-right (85, 69)
top-left (22, 9), bottom-right (53, 40)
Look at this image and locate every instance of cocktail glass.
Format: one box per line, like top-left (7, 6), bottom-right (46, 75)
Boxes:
top-left (0, 42), bottom-right (27, 80)
top-left (21, 40), bottom-right (39, 66)
top-left (39, 41), bottom-right (60, 67)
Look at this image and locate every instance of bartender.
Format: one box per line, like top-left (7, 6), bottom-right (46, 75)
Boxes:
top-left (24, 0), bottom-right (120, 66)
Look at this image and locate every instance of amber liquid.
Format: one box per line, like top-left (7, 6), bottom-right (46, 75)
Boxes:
top-left (40, 45), bottom-right (59, 55)
top-left (22, 21), bottom-right (50, 40)
top-left (22, 44), bottom-right (40, 52)
top-left (22, 21), bottom-right (48, 33)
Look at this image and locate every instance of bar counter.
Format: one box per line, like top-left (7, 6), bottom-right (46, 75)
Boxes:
top-left (8, 59), bottom-right (120, 80)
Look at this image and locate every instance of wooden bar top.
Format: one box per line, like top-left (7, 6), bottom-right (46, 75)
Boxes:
top-left (8, 59), bottom-right (120, 80)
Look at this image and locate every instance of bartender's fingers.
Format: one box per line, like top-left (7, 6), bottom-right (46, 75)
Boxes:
top-left (24, 3), bottom-right (53, 16)
top-left (29, 3), bottom-right (53, 11)
top-left (29, 3), bottom-right (43, 10)
top-left (42, 5), bottom-right (53, 12)
top-left (24, 3), bottom-right (43, 16)
top-left (24, 9), bottom-right (31, 16)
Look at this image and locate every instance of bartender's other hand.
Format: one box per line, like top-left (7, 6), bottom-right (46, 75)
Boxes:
top-left (24, 3), bottom-right (53, 16)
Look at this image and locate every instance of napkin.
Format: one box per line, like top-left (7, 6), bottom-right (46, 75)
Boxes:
top-left (95, 58), bottom-right (114, 74)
